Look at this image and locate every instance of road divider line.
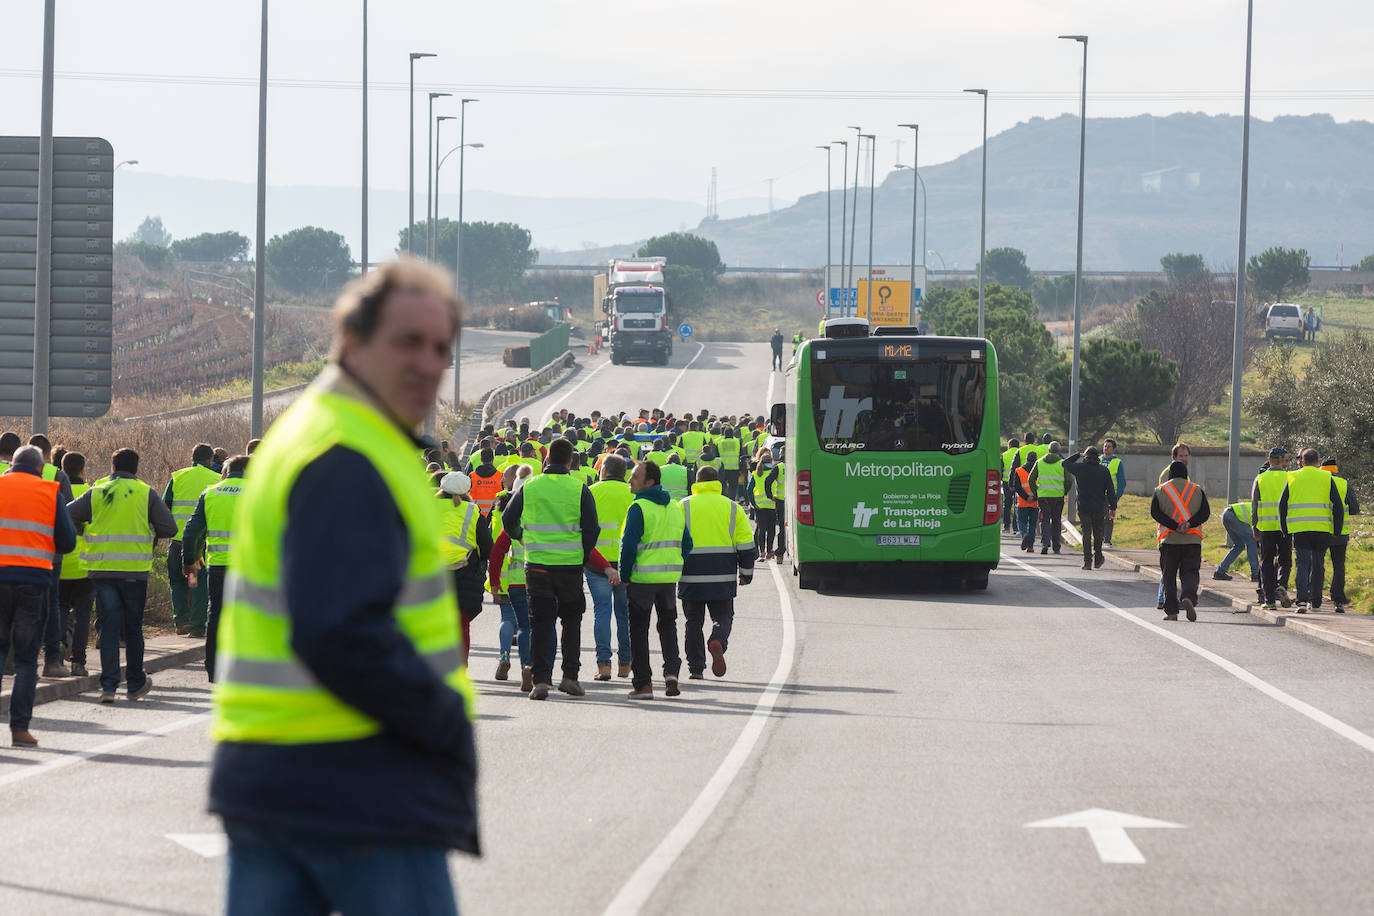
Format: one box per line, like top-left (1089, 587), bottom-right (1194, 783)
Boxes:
top-left (533, 356), bottom-right (611, 411)
top-left (603, 561), bottom-right (797, 916)
top-left (658, 342), bottom-right (706, 409)
top-left (1001, 553), bottom-right (1374, 755)
top-left (0, 712), bottom-right (212, 790)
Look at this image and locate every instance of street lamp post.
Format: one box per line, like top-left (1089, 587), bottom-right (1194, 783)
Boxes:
top-left (114, 159), bottom-right (138, 171)
top-left (435, 139), bottom-right (482, 410)
top-left (406, 52), bottom-right (436, 256)
top-left (361, 0), bottom-right (368, 274)
top-left (899, 123), bottom-right (919, 312)
top-left (833, 139), bottom-right (848, 316)
top-left (863, 134), bottom-right (876, 294)
top-left (1060, 35), bottom-right (1088, 455)
top-left (964, 88), bottom-right (988, 338)
top-left (426, 91), bottom-right (451, 261)
top-left (432, 114), bottom-right (454, 258)
top-left (1227, 0), bottom-right (1256, 504)
top-left (847, 125), bottom-right (862, 312)
top-left (816, 145), bottom-right (832, 320)
top-left (250, 0), bottom-right (268, 439)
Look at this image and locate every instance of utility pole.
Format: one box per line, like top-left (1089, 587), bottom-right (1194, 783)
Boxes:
top-left (1227, 0), bottom-right (1256, 504)
top-left (834, 140), bottom-right (848, 317)
top-left (964, 89), bottom-right (989, 338)
top-left (847, 125), bottom-right (862, 313)
top-left (864, 134), bottom-right (876, 294)
top-left (899, 123), bottom-right (919, 315)
top-left (1060, 35), bottom-right (1088, 455)
top-left (32, 0), bottom-right (55, 434)
top-left (251, 0), bottom-right (268, 438)
top-left (360, 0), bottom-right (368, 273)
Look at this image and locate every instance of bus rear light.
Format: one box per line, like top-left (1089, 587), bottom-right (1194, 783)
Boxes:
top-left (797, 471), bottom-right (813, 525)
top-left (983, 470), bottom-right (1001, 525)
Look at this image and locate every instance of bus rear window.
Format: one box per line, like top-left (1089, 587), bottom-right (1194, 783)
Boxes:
top-left (811, 358), bottom-right (985, 455)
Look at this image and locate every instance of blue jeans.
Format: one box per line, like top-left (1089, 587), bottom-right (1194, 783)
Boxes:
top-left (498, 587), bottom-right (531, 667)
top-left (1218, 510), bottom-right (1259, 578)
top-left (95, 578), bottom-right (148, 694)
top-left (224, 818), bottom-right (459, 916)
top-left (0, 583), bottom-right (46, 731)
top-left (585, 570), bottom-right (630, 665)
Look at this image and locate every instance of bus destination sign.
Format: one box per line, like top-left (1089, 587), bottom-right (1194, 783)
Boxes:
top-left (878, 342), bottom-right (914, 360)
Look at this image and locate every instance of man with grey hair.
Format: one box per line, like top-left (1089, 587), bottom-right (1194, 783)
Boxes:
top-left (0, 445), bottom-right (76, 747)
top-left (1029, 441), bottom-right (1069, 555)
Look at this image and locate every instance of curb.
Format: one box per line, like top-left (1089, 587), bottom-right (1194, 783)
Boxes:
top-left (124, 383), bottom-right (309, 422)
top-left (1059, 518), bottom-right (1374, 662)
top-left (0, 642), bottom-right (207, 715)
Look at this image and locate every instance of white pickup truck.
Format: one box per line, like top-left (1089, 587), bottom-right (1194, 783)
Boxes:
top-left (1264, 303), bottom-right (1304, 340)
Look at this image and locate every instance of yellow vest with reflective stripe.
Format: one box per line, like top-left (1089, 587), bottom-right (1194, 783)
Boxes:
top-left (1103, 456), bottom-right (1123, 491)
top-left (213, 383), bottom-right (474, 745)
top-left (439, 498), bottom-right (479, 569)
top-left (590, 479), bottom-right (633, 563)
top-left (1334, 475), bottom-right (1351, 536)
top-left (1001, 448), bottom-right (1017, 476)
top-left (1284, 466), bottom-right (1334, 535)
top-left (202, 478), bottom-right (243, 568)
top-left (519, 472), bottom-right (585, 566)
top-left (659, 462), bottom-right (689, 502)
top-left (169, 464), bottom-right (221, 539)
top-left (628, 497), bottom-right (685, 584)
top-left (1036, 457), bottom-right (1066, 498)
top-left (719, 436), bottom-right (741, 471)
top-left (489, 497), bottom-right (526, 594)
top-left (81, 477), bottom-right (156, 573)
top-left (680, 483), bottom-right (753, 585)
top-left (752, 466), bottom-right (776, 509)
top-left (60, 482), bottom-right (90, 580)
top-left (1227, 501), bottom-right (1253, 528)
top-left (1254, 469), bottom-right (1288, 532)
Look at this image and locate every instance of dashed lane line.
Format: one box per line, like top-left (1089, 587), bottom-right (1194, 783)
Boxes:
top-left (658, 342), bottom-right (706, 409)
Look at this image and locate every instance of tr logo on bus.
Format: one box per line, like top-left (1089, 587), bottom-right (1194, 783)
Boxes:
top-left (852, 502), bottom-right (880, 528)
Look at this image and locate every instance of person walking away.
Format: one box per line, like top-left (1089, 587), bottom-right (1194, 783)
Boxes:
top-left (164, 444), bottom-right (219, 638)
top-left (1251, 446), bottom-right (1294, 611)
top-left (768, 447), bottom-right (787, 561)
top-left (1154, 442), bottom-right (1192, 608)
top-left (679, 466), bottom-right (755, 679)
top-left (209, 259), bottom-right (478, 915)
top-left (502, 436), bottom-right (601, 700)
top-left (1280, 447), bottom-right (1343, 613)
top-left (1151, 461), bottom-right (1210, 621)
top-left (67, 447), bottom-right (178, 703)
top-left (770, 329), bottom-right (784, 371)
top-left (1212, 501), bottom-right (1260, 587)
top-left (0, 446), bottom-right (76, 747)
top-left (588, 455), bottom-right (634, 681)
top-left (181, 455), bottom-right (249, 682)
top-left (622, 459), bottom-right (691, 699)
top-left (438, 472), bottom-right (491, 666)
top-left (27, 435), bottom-right (74, 679)
top-left (1001, 438), bottom-right (1021, 532)
top-left (1014, 451), bottom-right (1039, 552)
top-left (488, 466), bottom-right (533, 687)
top-left (1015, 433), bottom-right (1037, 535)
top-left (1101, 438), bottom-right (1125, 546)
top-left (747, 449), bottom-right (779, 559)
top-left (718, 427), bottom-right (742, 501)
top-left (58, 451), bottom-right (95, 676)
top-left (468, 448), bottom-right (503, 516)
top-left (659, 453), bottom-right (690, 503)
top-left (1321, 459), bottom-right (1358, 612)
top-left (1030, 442), bottom-right (1067, 555)
top-left (1063, 447), bottom-right (1116, 569)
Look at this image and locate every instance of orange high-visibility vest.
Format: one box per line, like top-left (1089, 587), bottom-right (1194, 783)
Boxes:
top-left (469, 470), bottom-right (502, 516)
top-left (0, 472), bottom-right (60, 570)
top-left (1015, 466), bottom-right (1038, 509)
top-left (1156, 479), bottom-right (1203, 543)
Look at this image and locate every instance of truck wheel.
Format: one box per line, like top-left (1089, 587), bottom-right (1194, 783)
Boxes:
top-left (611, 351), bottom-right (623, 365)
top-left (798, 563), bottom-right (820, 591)
top-left (964, 572), bottom-right (990, 591)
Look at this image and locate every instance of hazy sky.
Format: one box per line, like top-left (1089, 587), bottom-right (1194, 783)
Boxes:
top-left (3, 0), bottom-right (1370, 214)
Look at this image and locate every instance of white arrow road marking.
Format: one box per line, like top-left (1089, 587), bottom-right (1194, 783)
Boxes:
top-left (1026, 808), bottom-right (1184, 864)
top-left (167, 833), bottom-right (228, 858)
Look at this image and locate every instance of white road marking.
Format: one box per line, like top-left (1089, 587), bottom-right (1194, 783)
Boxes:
top-left (602, 561), bottom-right (797, 916)
top-left (519, 357), bottom-right (611, 417)
top-left (167, 832), bottom-right (228, 858)
top-left (1025, 808), bottom-right (1184, 865)
top-left (1002, 553), bottom-right (1374, 755)
top-left (0, 712), bottom-right (212, 790)
top-left (657, 342), bottom-right (706, 409)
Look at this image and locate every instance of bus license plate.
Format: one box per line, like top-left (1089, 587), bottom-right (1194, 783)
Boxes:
top-left (877, 535), bottom-right (920, 546)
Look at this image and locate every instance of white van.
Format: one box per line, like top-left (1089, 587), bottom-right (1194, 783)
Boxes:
top-left (1265, 303), bottom-right (1303, 340)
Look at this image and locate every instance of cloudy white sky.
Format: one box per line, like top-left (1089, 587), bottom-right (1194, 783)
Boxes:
top-left (2, 0), bottom-right (1370, 209)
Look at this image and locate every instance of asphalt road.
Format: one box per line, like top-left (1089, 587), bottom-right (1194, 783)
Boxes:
top-left (5, 348), bottom-right (1374, 914)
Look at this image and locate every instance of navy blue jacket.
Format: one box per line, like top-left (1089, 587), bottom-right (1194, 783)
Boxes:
top-left (620, 484), bottom-right (694, 582)
top-left (0, 465), bottom-right (76, 586)
top-left (209, 446), bottom-right (479, 853)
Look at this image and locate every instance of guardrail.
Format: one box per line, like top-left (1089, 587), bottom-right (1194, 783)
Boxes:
top-left (457, 351), bottom-right (576, 454)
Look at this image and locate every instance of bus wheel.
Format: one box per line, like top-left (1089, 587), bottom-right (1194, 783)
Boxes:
top-left (798, 564), bottom-right (820, 591)
top-left (964, 572), bottom-right (989, 591)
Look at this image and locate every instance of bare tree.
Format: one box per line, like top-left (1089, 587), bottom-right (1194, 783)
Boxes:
top-left (1119, 272), bottom-right (1261, 445)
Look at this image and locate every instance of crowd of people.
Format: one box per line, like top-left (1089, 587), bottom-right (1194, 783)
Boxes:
top-left (1000, 433), bottom-right (1359, 621)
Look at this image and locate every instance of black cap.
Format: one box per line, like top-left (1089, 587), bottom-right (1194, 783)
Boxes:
top-left (1269, 446), bottom-right (1288, 459)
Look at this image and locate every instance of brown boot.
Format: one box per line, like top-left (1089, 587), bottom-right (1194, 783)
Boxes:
top-left (595, 662), bottom-right (612, 681)
top-left (11, 730), bottom-right (38, 748)
top-left (519, 666), bottom-right (534, 692)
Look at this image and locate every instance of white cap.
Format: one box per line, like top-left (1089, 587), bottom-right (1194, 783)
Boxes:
top-left (440, 471), bottom-right (471, 496)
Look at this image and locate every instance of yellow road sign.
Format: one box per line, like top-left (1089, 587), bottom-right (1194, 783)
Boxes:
top-left (858, 280), bottom-right (912, 326)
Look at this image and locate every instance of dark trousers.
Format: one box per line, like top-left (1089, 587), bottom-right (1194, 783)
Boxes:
top-left (1038, 497), bottom-right (1064, 551)
top-left (771, 348), bottom-right (783, 370)
top-left (59, 578), bottom-right (95, 665)
top-left (0, 583), bottom-right (47, 731)
top-left (1080, 510), bottom-right (1106, 565)
top-left (43, 558), bottom-right (62, 662)
top-left (1104, 513), bottom-right (1115, 544)
top-left (206, 565), bottom-right (227, 682)
top-left (1292, 532), bottom-right (1329, 609)
top-left (627, 581), bottom-right (682, 690)
top-left (682, 598), bottom-right (734, 674)
top-left (1159, 542), bottom-right (1201, 614)
top-left (1018, 506), bottom-right (1038, 550)
top-left (1259, 531), bottom-right (1293, 603)
top-left (526, 565), bottom-right (585, 685)
top-left (168, 540), bottom-right (208, 633)
top-left (755, 507), bottom-right (778, 554)
top-left (94, 578), bottom-right (148, 694)
top-left (1002, 482), bottom-right (1015, 530)
top-left (1329, 539), bottom-right (1349, 605)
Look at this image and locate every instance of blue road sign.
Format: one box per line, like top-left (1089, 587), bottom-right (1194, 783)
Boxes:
top-left (828, 288), bottom-right (857, 308)
top-left (678, 322), bottom-right (693, 339)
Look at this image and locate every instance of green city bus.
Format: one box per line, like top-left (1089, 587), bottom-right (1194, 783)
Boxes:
top-left (774, 320), bottom-right (1002, 590)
